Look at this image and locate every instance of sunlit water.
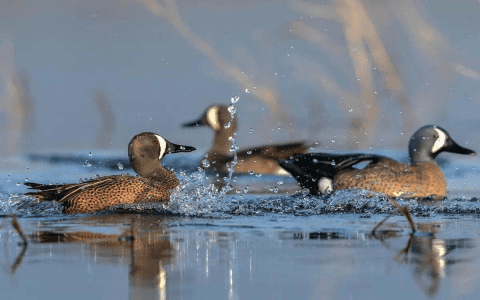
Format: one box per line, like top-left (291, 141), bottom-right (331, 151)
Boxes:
top-left (1, 152), bottom-right (480, 299)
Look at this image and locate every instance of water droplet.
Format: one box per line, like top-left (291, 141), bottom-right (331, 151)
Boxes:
top-left (247, 150), bottom-right (252, 155)
top-left (228, 106), bottom-right (236, 114)
top-left (202, 159), bottom-right (211, 168)
top-left (331, 161), bottom-right (336, 166)
top-left (7, 175), bottom-right (11, 182)
top-left (83, 161), bottom-right (92, 167)
top-left (244, 185), bottom-right (249, 193)
top-left (117, 162), bottom-right (124, 170)
top-left (313, 158), bottom-right (318, 163)
top-left (348, 109), bottom-right (353, 112)
top-left (332, 136), bottom-right (336, 143)
top-left (231, 95), bottom-right (239, 103)
top-left (277, 127), bottom-right (281, 131)
top-left (88, 152), bottom-right (92, 156)
top-left (249, 128), bottom-right (253, 133)
top-left (245, 89), bottom-right (250, 93)
top-left (180, 146), bottom-right (185, 150)
top-left (355, 141), bottom-right (360, 145)
top-left (24, 178), bottom-right (29, 182)
top-left (224, 122), bottom-right (231, 129)
top-left (255, 173), bottom-right (262, 177)
top-left (401, 131), bottom-right (405, 135)
top-left (16, 182), bottom-right (21, 186)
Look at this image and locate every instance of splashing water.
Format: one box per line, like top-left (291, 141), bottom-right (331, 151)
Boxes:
top-left (223, 95), bottom-right (240, 191)
top-left (0, 194), bottom-right (62, 217)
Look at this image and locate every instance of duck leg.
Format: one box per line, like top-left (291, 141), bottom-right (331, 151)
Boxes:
top-left (371, 198), bottom-right (416, 234)
top-left (9, 215), bottom-right (28, 274)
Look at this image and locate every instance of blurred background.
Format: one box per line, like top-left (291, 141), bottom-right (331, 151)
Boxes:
top-left (0, 0), bottom-right (479, 154)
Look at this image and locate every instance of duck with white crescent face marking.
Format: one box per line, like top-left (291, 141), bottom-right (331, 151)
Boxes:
top-left (182, 104), bottom-right (313, 175)
top-left (279, 125), bottom-right (476, 199)
top-left (25, 132), bottom-right (196, 214)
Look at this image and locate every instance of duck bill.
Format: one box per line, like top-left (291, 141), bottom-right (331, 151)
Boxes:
top-left (442, 139), bottom-right (476, 156)
top-left (168, 142), bottom-right (196, 154)
top-left (182, 118), bottom-right (206, 128)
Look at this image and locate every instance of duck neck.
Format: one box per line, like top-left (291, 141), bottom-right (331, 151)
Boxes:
top-left (131, 159), bottom-right (178, 187)
top-left (148, 168), bottom-right (179, 188)
top-left (207, 122), bottom-right (237, 158)
top-left (410, 148), bottom-right (436, 165)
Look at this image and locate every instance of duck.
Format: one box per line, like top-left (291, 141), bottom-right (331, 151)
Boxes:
top-left (182, 104), bottom-right (311, 175)
top-left (279, 125), bottom-right (476, 199)
top-left (25, 132), bottom-right (195, 214)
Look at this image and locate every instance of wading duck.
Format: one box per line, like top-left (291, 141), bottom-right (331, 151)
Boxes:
top-left (25, 132), bottom-right (195, 214)
top-left (279, 125), bottom-right (475, 199)
top-left (183, 104), bottom-right (310, 175)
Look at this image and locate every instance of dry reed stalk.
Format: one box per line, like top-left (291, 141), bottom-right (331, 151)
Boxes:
top-left (93, 91), bottom-right (116, 148)
top-left (134, 0), bottom-right (288, 125)
top-left (0, 41), bottom-right (33, 154)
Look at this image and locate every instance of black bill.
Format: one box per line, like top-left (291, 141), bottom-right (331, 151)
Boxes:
top-left (168, 142), bottom-right (196, 154)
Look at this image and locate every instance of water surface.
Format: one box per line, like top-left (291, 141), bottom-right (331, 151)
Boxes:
top-left (0, 152), bottom-right (479, 299)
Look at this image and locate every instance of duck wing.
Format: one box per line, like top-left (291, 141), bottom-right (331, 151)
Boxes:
top-left (25, 176), bottom-right (121, 203)
top-left (237, 141), bottom-right (312, 160)
top-left (279, 153), bottom-right (386, 193)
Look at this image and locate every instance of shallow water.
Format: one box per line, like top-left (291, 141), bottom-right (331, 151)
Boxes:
top-left (1, 152), bottom-right (480, 299)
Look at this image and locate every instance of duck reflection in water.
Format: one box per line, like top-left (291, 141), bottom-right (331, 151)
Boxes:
top-left (373, 222), bottom-right (474, 297)
top-left (29, 215), bottom-right (173, 300)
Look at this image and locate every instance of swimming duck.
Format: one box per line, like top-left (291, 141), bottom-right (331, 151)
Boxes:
top-left (279, 125), bottom-right (475, 199)
top-left (25, 132), bottom-right (195, 214)
top-left (183, 104), bottom-right (310, 175)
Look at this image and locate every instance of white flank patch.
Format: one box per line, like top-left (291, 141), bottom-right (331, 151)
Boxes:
top-left (155, 135), bottom-right (167, 159)
top-left (206, 106), bottom-right (221, 130)
top-left (318, 178), bottom-right (333, 194)
top-left (432, 128), bottom-right (447, 153)
top-left (274, 167), bottom-right (290, 176)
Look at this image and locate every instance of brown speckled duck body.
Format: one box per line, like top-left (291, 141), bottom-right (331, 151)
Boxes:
top-left (183, 104), bottom-right (310, 175)
top-left (25, 132), bottom-right (195, 214)
top-left (279, 125), bottom-right (476, 199)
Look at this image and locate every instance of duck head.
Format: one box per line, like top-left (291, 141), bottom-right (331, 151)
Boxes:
top-left (182, 104), bottom-right (236, 132)
top-left (409, 125), bottom-right (476, 164)
top-left (128, 132), bottom-right (196, 176)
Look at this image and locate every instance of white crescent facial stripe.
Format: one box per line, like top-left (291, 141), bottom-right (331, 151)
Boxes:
top-left (155, 135), bottom-right (167, 159)
top-left (206, 106), bottom-right (220, 130)
top-left (432, 128), bottom-right (447, 153)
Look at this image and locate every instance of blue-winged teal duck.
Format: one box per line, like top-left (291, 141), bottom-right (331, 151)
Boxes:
top-left (25, 132), bottom-right (195, 214)
top-left (279, 125), bottom-right (475, 199)
top-left (183, 104), bottom-right (310, 175)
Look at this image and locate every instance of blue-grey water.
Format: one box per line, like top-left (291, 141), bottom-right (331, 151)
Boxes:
top-left (0, 152), bottom-right (479, 300)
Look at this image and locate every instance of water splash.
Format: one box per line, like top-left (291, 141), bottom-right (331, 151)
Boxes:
top-left (168, 168), bottom-right (228, 217)
top-left (0, 194), bottom-right (62, 217)
top-left (3, 182), bottom-right (480, 218)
